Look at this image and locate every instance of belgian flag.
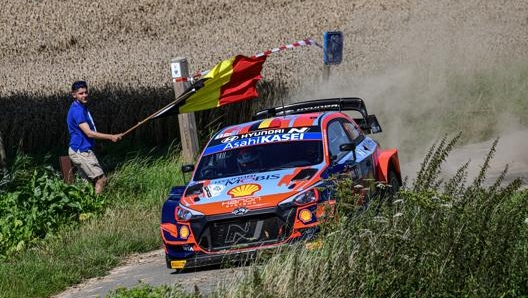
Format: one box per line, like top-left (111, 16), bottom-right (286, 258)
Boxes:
top-left (123, 55), bottom-right (266, 137)
top-left (177, 55), bottom-right (267, 113)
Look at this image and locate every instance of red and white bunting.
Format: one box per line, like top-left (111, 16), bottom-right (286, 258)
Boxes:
top-left (174, 38), bottom-right (322, 83)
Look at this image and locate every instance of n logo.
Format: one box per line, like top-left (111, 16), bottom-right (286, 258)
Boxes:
top-left (225, 221), bottom-right (263, 244)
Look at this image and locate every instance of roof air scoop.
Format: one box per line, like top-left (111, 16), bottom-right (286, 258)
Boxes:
top-left (184, 183), bottom-right (204, 196)
top-left (291, 168), bottom-right (318, 181)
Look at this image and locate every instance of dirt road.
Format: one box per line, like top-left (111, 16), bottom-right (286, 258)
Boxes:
top-left (401, 129), bottom-right (528, 188)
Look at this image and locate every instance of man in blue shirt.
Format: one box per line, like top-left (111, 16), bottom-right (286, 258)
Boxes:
top-left (67, 81), bottom-right (123, 194)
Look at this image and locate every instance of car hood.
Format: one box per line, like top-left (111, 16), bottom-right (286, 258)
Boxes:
top-left (179, 166), bottom-right (323, 215)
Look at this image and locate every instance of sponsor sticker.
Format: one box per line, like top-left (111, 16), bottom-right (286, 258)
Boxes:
top-left (221, 197), bottom-right (262, 208)
top-left (227, 183), bottom-right (261, 198)
top-left (222, 133), bottom-right (305, 150)
top-left (221, 136), bottom-right (239, 143)
top-left (215, 132), bottom-right (235, 140)
top-left (203, 184), bottom-right (224, 198)
top-left (203, 128), bottom-right (321, 155)
top-left (217, 174), bottom-right (280, 186)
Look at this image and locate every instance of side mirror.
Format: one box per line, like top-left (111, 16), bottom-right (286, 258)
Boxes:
top-left (340, 142), bottom-right (357, 161)
top-left (339, 142), bottom-right (356, 152)
top-left (181, 164), bottom-right (195, 173)
top-left (180, 164), bottom-right (195, 185)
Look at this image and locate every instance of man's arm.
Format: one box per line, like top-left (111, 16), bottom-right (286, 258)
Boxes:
top-left (79, 123), bottom-right (122, 142)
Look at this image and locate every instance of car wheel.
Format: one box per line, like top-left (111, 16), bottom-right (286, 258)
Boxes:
top-left (387, 168), bottom-right (401, 196)
top-left (374, 168), bottom-right (400, 211)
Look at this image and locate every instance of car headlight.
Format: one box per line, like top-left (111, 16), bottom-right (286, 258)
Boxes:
top-left (176, 204), bottom-right (204, 221)
top-left (279, 189), bottom-right (318, 208)
top-left (294, 189), bottom-right (317, 205)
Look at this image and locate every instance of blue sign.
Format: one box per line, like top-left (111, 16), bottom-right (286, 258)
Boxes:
top-left (323, 31), bottom-right (343, 65)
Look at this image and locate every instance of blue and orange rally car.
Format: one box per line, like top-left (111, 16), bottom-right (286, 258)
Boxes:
top-left (161, 98), bottom-right (401, 270)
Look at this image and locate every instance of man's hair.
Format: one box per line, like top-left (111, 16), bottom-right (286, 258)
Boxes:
top-left (71, 80), bottom-right (88, 92)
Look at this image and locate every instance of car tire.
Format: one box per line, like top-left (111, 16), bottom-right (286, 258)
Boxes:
top-left (374, 167), bottom-right (400, 211)
top-left (387, 168), bottom-right (401, 196)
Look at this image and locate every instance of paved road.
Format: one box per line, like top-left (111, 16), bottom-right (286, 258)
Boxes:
top-left (54, 249), bottom-right (247, 298)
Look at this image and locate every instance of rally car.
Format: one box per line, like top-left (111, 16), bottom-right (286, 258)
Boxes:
top-left (160, 98), bottom-right (401, 270)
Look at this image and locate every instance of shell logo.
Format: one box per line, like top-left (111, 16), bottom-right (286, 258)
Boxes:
top-left (227, 183), bottom-right (262, 198)
top-left (179, 225), bottom-right (190, 239)
top-left (299, 209), bottom-right (313, 223)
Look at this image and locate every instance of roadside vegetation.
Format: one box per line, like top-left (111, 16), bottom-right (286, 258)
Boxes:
top-left (0, 148), bottom-right (184, 298)
top-left (0, 154), bottom-right (103, 259)
top-left (105, 135), bottom-right (528, 298)
top-left (210, 135), bottom-right (527, 298)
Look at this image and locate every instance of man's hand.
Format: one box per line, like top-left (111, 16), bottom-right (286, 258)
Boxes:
top-left (110, 133), bottom-right (124, 143)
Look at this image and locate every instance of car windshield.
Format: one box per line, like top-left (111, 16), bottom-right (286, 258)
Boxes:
top-left (194, 141), bottom-right (323, 180)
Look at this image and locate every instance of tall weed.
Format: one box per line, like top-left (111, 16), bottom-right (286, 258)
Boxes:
top-left (0, 154), bottom-right (103, 258)
top-left (210, 134), bottom-right (528, 298)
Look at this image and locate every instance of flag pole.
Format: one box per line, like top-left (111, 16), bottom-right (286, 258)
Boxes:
top-left (121, 86), bottom-right (197, 138)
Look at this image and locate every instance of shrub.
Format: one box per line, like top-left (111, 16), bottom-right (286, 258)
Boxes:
top-left (0, 154), bottom-right (105, 258)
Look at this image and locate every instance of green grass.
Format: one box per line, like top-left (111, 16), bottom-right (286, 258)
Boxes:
top-left (106, 283), bottom-right (197, 298)
top-left (0, 149), bottom-right (184, 298)
top-left (0, 154), bottom-right (106, 258)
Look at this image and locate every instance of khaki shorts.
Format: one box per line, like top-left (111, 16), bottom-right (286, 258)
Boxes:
top-left (68, 148), bottom-right (104, 180)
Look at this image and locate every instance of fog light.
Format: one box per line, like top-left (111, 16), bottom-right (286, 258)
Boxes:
top-left (180, 226), bottom-right (190, 239)
top-left (299, 209), bottom-right (313, 223)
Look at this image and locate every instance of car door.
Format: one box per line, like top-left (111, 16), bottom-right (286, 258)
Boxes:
top-left (326, 119), bottom-right (361, 178)
top-left (342, 121), bottom-right (377, 185)
top-left (326, 117), bottom-right (377, 182)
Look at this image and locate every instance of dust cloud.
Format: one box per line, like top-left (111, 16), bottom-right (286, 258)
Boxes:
top-left (290, 0), bottom-right (528, 183)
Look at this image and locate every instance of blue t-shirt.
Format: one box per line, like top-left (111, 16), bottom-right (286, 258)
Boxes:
top-left (67, 100), bottom-right (96, 152)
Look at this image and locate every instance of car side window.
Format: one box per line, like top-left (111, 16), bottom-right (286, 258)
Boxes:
top-left (327, 120), bottom-right (352, 159)
top-left (343, 122), bottom-right (362, 141)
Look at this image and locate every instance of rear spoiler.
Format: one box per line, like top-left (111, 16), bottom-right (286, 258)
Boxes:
top-left (252, 97), bottom-right (382, 134)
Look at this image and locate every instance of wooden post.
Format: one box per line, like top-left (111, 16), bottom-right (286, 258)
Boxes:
top-left (59, 156), bottom-right (75, 184)
top-left (171, 57), bottom-right (200, 164)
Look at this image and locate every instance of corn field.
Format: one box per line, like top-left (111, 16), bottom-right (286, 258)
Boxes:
top-left (1, 0), bottom-right (527, 157)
